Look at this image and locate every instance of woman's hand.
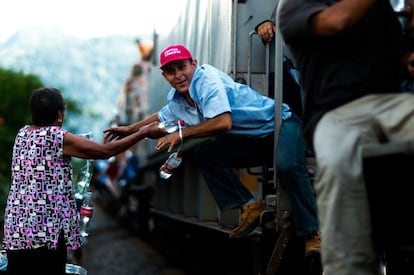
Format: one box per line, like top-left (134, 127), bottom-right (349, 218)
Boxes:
top-left (103, 125), bottom-right (132, 143)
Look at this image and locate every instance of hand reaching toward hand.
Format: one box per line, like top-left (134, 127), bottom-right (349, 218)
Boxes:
top-left (139, 123), bottom-right (168, 139)
top-left (103, 125), bottom-right (131, 143)
top-left (103, 123), bottom-right (167, 143)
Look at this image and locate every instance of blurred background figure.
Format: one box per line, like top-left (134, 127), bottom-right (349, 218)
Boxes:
top-left (116, 38), bottom-right (154, 125)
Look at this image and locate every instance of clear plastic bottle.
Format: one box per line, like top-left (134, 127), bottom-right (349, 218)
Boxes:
top-left (159, 150), bottom-right (183, 179)
top-left (0, 250), bottom-right (7, 271)
top-left (78, 132), bottom-right (93, 140)
top-left (79, 191), bottom-right (94, 237)
top-left (158, 119), bottom-right (185, 133)
top-left (75, 132), bottom-right (93, 200)
top-left (74, 161), bottom-right (92, 200)
top-left (65, 263), bottom-right (88, 275)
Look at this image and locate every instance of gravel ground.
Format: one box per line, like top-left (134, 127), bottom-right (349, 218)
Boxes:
top-left (79, 205), bottom-right (186, 275)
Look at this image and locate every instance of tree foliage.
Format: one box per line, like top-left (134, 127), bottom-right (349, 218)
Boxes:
top-left (0, 68), bottom-right (44, 212)
top-left (0, 68), bottom-right (81, 213)
top-left (0, 68), bottom-right (43, 177)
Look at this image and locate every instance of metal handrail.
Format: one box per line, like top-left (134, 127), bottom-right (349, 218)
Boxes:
top-left (274, 16), bottom-right (283, 190)
top-left (247, 31), bottom-right (270, 93)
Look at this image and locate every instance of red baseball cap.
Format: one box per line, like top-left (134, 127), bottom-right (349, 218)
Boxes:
top-left (159, 45), bottom-right (192, 69)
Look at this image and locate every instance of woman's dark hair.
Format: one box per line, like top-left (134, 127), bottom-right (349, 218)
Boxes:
top-left (30, 88), bottom-right (65, 126)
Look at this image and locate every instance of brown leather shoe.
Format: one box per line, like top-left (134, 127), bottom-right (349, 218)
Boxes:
top-left (305, 230), bottom-right (323, 275)
top-left (305, 230), bottom-right (321, 255)
top-left (229, 200), bottom-right (265, 239)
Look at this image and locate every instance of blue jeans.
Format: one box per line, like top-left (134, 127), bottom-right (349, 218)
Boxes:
top-left (193, 114), bottom-right (319, 235)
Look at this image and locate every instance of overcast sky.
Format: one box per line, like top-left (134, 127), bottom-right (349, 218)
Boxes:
top-left (0, 0), bottom-right (187, 41)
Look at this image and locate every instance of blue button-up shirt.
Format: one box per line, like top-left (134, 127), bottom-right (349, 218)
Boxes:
top-left (159, 64), bottom-right (291, 136)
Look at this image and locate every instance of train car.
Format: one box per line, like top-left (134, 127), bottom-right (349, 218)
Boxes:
top-left (127, 0), bottom-right (297, 274)
top-left (121, 1), bottom-right (414, 274)
top-left (142, 0), bottom-right (273, 231)
top-left (143, 0), bottom-right (275, 222)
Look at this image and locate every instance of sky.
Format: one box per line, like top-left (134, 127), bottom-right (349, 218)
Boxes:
top-left (0, 0), bottom-right (187, 42)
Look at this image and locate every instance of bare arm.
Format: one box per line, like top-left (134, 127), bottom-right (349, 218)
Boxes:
top-left (311, 0), bottom-right (375, 35)
top-left (155, 112), bottom-right (232, 152)
top-left (65, 123), bottom-right (166, 159)
top-left (103, 112), bottom-right (160, 141)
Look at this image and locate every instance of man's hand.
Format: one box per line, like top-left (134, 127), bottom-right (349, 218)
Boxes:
top-left (257, 21), bottom-right (276, 43)
top-left (153, 113), bottom-right (232, 152)
top-left (155, 132), bottom-right (181, 153)
top-left (139, 123), bottom-right (168, 139)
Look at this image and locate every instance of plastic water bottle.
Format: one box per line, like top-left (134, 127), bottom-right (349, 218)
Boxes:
top-left (79, 191), bottom-right (94, 237)
top-left (158, 119), bottom-right (185, 133)
top-left (75, 132), bottom-right (93, 200)
top-left (75, 161), bottom-right (92, 200)
top-left (78, 131), bottom-right (93, 140)
top-left (0, 250), bottom-right (7, 271)
top-left (65, 263), bottom-right (88, 275)
top-left (159, 151), bottom-right (183, 179)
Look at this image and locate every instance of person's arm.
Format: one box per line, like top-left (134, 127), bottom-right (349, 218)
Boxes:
top-left (64, 123), bottom-right (165, 159)
top-left (255, 4), bottom-right (277, 44)
top-left (310, 0), bottom-right (376, 36)
top-left (103, 112), bottom-right (160, 141)
top-left (155, 112), bottom-right (232, 152)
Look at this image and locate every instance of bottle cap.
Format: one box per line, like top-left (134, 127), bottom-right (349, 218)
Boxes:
top-left (178, 119), bottom-right (185, 126)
